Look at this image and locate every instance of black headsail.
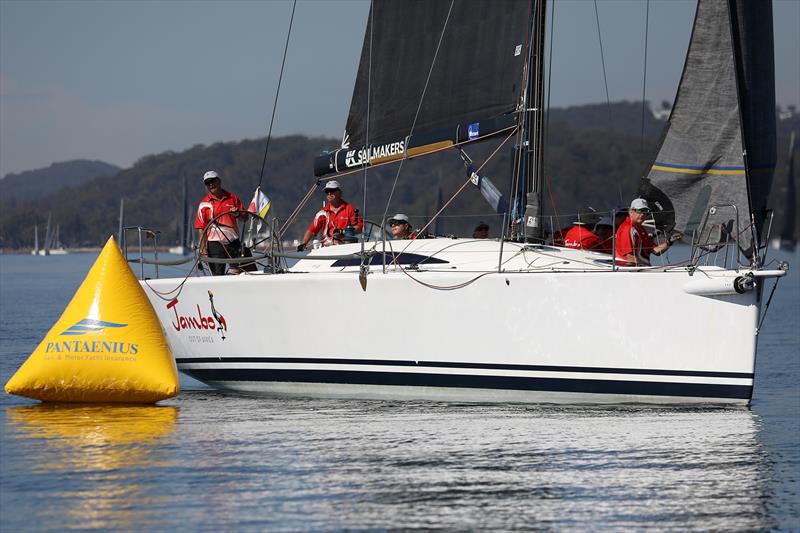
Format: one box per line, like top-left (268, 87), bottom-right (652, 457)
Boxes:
top-left (639, 0), bottom-right (776, 262)
top-left (314, 0), bottom-right (531, 177)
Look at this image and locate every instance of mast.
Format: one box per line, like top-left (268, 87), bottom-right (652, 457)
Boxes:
top-left (180, 175), bottom-right (188, 249)
top-left (33, 225), bottom-right (39, 255)
top-left (522, 0), bottom-right (548, 242)
top-left (43, 213), bottom-right (52, 256)
top-left (117, 198), bottom-right (125, 249)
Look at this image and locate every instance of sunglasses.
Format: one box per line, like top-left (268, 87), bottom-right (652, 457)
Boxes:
top-left (325, 189), bottom-right (340, 194)
top-left (633, 208), bottom-right (651, 214)
top-left (205, 178), bottom-right (220, 186)
top-left (390, 221), bottom-right (407, 226)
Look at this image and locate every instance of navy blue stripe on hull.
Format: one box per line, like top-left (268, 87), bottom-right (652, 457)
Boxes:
top-left (181, 368), bottom-right (752, 400)
top-left (175, 357), bottom-right (752, 380)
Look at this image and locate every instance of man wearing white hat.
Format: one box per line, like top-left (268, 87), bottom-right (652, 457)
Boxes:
top-left (389, 213), bottom-right (416, 240)
top-left (298, 180), bottom-right (363, 250)
top-left (614, 198), bottom-right (675, 266)
top-left (194, 170), bottom-right (245, 275)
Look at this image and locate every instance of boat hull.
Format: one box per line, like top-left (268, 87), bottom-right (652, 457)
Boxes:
top-left (142, 242), bottom-right (760, 405)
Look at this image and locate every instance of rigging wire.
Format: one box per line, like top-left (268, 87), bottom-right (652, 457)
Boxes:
top-left (640, 0), bottom-right (650, 160)
top-left (380, 0), bottom-right (455, 227)
top-left (257, 0), bottom-right (297, 190)
top-left (593, 0), bottom-right (613, 131)
top-left (398, 128), bottom-right (518, 251)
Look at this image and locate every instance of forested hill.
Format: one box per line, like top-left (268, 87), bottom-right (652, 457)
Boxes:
top-left (1, 160), bottom-right (120, 207)
top-left (1, 102), bottom-right (796, 249)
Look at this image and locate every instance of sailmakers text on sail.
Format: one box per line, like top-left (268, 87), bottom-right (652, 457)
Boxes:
top-left (344, 140), bottom-right (406, 168)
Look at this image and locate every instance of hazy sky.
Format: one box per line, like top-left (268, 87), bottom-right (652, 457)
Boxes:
top-left (1, 0), bottom-right (798, 177)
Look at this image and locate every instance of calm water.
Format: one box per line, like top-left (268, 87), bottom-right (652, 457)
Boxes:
top-left (1, 252), bottom-right (798, 531)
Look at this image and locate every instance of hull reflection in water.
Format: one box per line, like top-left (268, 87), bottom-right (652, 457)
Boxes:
top-left (5, 405), bottom-right (177, 530)
top-left (0, 395), bottom-right (779, 529)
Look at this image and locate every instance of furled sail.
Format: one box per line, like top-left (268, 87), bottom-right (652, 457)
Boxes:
top-left (639, 0), bottom-right (776, 260)
top-left (315, 0), bottom-right (530, 177)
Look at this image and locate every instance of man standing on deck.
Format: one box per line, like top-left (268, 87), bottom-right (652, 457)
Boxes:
top-left (195, 170), bottom-right (245, 276)
top-left (297, 181), bottom-right (363, 250)
top-left (614, 198), bottom-right (675, 266)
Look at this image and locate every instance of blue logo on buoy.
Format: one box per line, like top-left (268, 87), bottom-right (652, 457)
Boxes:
top-left (61, 319), bottom-right (127, 336)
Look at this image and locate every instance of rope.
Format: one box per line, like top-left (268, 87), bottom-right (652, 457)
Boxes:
top-left (380, 0), bottom-right (455, 227)
top-left (278, 181), bottom-right (319, 237)
top-left (403, 128), bottom-right (518, 246)
top-left (257, 0), bottom-right (297, 189)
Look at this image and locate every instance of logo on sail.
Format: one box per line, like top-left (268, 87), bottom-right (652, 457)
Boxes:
top-left (61, 318), bottom-right (127, 336)
top-left (344, 141), bottom-right (406, 168)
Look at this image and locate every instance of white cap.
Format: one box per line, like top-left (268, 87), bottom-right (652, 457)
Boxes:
top-left (203, 170), bottom-right (219, 182)
top-left (324, 180), bottom-right (341, 190)
top-left (389, 213), bottom-right (409, 224)
top-left (630, 198), bottom-right (650, 210)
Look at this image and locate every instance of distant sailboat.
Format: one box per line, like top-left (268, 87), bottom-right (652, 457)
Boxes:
top-left (34, 215), bottom-right (68, 255)
top-left (771, 131), bottom-right (797, 251)
top-left (49, 224), bottom-right (68, 255)
top-left (30, 225), bottom-right (39, 256)
top-left (118, 198), bottom-right (125, 249)
top-left (39, 214), bottom-right (52, 256)
top-left (168, 175), bottom-right (192, 255)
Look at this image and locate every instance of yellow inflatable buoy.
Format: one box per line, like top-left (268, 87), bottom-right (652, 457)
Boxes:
top-left (5, 236), bottom-right (179, 403)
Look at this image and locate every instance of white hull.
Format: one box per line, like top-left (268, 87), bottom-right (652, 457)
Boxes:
top-left (168, 245), bottom-right (191, 255)
top-left (33, 248), bottom-right (68, 256)
top-left (142, 239), bottom-right (777, 405)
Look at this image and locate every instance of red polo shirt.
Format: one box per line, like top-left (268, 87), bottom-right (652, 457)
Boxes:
top-left (614, 216), bottom-right (655, 265)
top-left (195, 190), bottom-right (244, 242)
top-left (563, 224), bottom-right (601, 250)
top-left (307, 200), bottom-right (363, 246)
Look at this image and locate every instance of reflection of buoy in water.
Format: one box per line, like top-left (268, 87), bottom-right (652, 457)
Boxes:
top-left (5, 236), bottom-right (179, 403)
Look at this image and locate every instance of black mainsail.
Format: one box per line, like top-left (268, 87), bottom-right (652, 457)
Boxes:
top-left (314, 0), bottom-right (531, 177)
top-left (639, 0), bottom-right (776, 261)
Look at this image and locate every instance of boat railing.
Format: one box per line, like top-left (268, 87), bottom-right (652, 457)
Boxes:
top-left (123, 226), bottom-right (163, 279)
top-left (689, 204), bottom-right (747, 269)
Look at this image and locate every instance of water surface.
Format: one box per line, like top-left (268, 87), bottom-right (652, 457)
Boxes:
top-left (1, 252), bottom-right (797, 530)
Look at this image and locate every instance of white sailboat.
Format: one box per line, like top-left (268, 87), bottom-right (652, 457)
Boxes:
top-left (169, 175), bottom-right (192, 255)
top-left (34, 217), bottom-right (68, 255)
top-left (30, 225), bottom-right (39, 256)
top-left (141, 0), bottom-right (787, 405)
top-left (48, 224), bottom-right (68, 255)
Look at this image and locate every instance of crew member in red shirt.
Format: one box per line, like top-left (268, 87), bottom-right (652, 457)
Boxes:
top-left (614, 198), bottom-right (675, 266)
top-left (563, 206), bottom-right (602, 250)
top-left (298, 181), bottom-right (363, 250)
top-left (195, 170), bottom-right (245, 276)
